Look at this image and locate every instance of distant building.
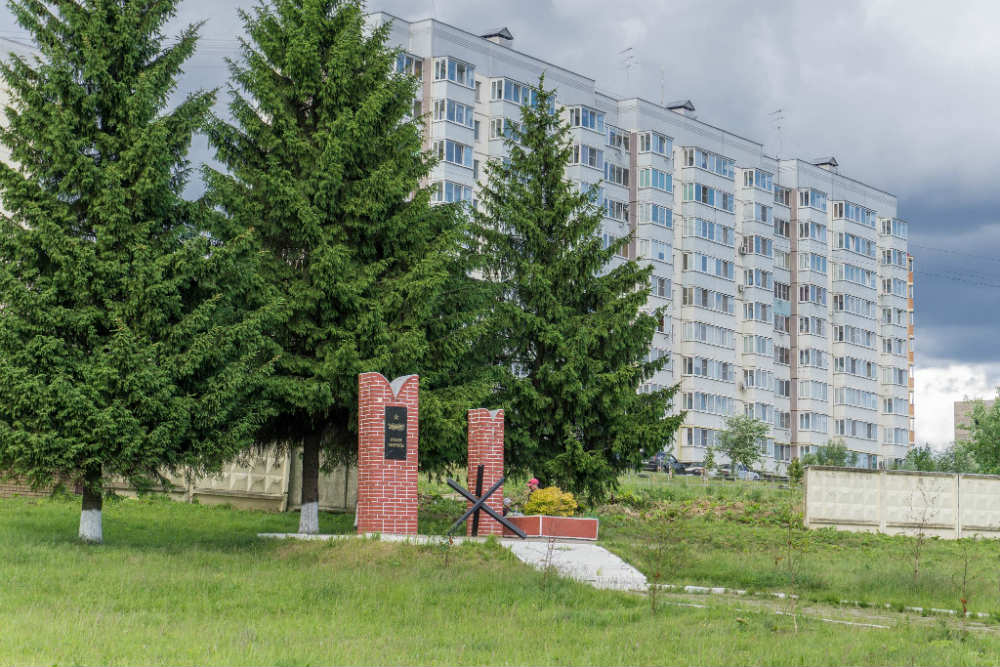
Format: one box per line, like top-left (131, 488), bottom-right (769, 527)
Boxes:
top-left (369, 11), bottom-right (915, 471)
top-left (954, 399), bottom-right (995, 443)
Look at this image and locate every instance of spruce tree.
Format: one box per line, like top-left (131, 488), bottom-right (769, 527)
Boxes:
top-left (474, 77), bottom-right (683, 500)
top-left (0, 1), bottom-right (275, 543)
top-left (205, 0), bottom-right (486, 532)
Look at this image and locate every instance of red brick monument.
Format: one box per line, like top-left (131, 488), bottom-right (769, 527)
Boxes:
top-left (356, 373), bottom-right (419, 535)
top-left (466, 408), bottom-right (505, 536)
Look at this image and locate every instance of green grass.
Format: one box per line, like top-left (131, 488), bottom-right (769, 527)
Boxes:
top-left (599, 472), bottom-right (1000, 616)
top-left (3, 494), bottom-right (1000, 665)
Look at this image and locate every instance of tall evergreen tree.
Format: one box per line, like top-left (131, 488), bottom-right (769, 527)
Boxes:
top-left (474, 77), bottom-right (682, 500)
top-left (205, 0), bottom-right (487, 532)
top-left (0, 0), bottom-right (276, 543)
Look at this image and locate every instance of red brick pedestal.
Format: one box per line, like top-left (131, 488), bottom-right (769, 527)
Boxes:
top-left (357, 373), bottom-right (419, 535)
top-left (466, 408), bottom-right (505, 536)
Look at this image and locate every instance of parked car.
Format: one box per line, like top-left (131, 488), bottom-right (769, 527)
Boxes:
top-left (642, 451), bottom-right (687, 474)
top-left (718, 464), bottom-right (760, 481)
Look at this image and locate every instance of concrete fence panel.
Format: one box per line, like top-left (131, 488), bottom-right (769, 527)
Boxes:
top-left (805, 467), bottom-right (1000, 539)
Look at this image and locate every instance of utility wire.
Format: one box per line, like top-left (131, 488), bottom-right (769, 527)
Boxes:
top-left (909, 242), bottom-right (1000, 265)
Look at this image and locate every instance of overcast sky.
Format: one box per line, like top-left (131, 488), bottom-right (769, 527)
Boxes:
top-left (2, 0), bottom-right (998, 447)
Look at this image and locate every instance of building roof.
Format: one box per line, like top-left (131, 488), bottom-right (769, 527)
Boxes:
top-left (666, 99), bottom-right (696, 112)
top-left (811, 156), bottom-right (839, 167)
top-left (480, 27), bottom-right (514, 41)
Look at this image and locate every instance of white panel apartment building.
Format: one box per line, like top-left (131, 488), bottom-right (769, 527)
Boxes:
top-left (369, 12), bottom-right (915, 472)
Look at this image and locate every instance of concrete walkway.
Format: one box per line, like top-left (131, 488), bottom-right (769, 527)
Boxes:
top-left (258, 532), bottom-right (648, 592)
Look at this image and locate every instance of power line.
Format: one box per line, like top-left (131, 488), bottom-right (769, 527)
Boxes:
top-left (915, 270), bottom-right (1000, 289)
top-left (909, 242), bottom-right (1000, 265)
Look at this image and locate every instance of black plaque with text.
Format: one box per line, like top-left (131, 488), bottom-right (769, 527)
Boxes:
top-left (384, 406), bottom-right (408, 460)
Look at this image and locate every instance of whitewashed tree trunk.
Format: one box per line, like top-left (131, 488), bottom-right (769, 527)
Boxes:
top-left (298, 433), bottom-right (321, 534)
top-left (79, 466), bottom-right (103, 543)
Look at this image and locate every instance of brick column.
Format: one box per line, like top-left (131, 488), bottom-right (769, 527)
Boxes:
top-left (467, 408), bottom-right (504, 536)
top-left (357, 373), bottom-right (419, 535)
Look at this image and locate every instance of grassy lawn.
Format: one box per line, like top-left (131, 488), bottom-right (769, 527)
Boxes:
top-left (601, 472), bottom-right (1000, 616)
top-left (2, 493), bottom-right (1000, 665)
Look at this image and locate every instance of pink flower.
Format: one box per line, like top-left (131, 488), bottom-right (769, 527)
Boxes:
top-left (528, 478), bottom-right (540, 490)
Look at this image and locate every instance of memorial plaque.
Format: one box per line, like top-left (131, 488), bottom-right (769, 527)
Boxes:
top-left (384, 406), bottom-right (407, 460)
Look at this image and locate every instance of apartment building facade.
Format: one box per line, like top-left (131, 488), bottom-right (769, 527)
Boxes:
top-left (370, 12), bottom-right (915, 472)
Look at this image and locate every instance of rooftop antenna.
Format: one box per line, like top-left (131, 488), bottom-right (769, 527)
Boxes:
top-left (619, 47), bottom-right (635, 92)
top-left (659, 65), bottom-right (665, 106)
top-left (770, 108), bottom-right (785, 157)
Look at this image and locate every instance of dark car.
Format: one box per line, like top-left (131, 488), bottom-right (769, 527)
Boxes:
top-left (642, 451), bottom-right (687, 474)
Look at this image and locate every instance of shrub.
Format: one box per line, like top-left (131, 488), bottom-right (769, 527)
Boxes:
top-left (787, 458), bottom-right (804, 484)
top-left (523, 486), bottom-right (578, 516)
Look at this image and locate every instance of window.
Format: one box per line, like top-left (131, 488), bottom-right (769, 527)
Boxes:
top-left (682, 252), bottom-right (734, 280)
top-left (798, 188), bottom-right (828, 212)
top-left (568, 106), bottom-right (605, 132)
top-left (683, 182), bottom-right (735, 212)
top-left (834, 262), bottom-right (877, 289)
top-left (774, 315), bottom-right (790, 333)
top-left (638, 239), bottom-right (670, 262)
top-left (773, 217), bottom-right (790, 238)
top-left (835, 356), bottom-right (878, 380)
top-left (799, 412), bottom-right (829, 433)
top-left (745, 268), bottom-right (773, 290)
top-left (433, 99), bottom-right (475, 128)
top-left (683, 321), bottom-right (736, 348)
top-left (836, 232), bottom-right (877, 258)
top-left (774, 345), bottom-right (790, 365)
top-left (639, 131), bottom-right (671, 155)
top-left (604, 198), bottom-right (628, 222)
top-left (683, 392), bottom-right (736, 416)
top-left (834, 324), bottom-right (876, 348)
top-left (744, 368), bottom-right (774, 391)
top-left (882, 337), bottom-right (907, 356)
top-left (836, 419), bottom-right (878, 440)
top-left (743, 335), bottom-right (773, 356)
top-left (638, 167), bottom-right (672, 192)
top-left (798, 221), bottom-right (828, 243)
top-left (489, 117), bottom-right (519, 140)
top-left (754, 203), bottom-right (772, 223)
top-left (683, 218), bottom-right (734, 246)
top-left (776, 379), bottom-right (790, 398)
top-left (799, 252), bottom-right (827, 274)
top-left (742, 235), bottom-right (773, 258)
top-left (880, 218), bottom-right (908, 239)
top-left (798, 284), bottom-right (827, 306)
top-left (682, 356), bottom-right (736, 382)
top-left (683, 147), bottom-right (735, 177)
top-left (774, 281), bottom-right (790, 301)
top-left (884, 427), bottom-right (908, 445)
top-left (799, 380), bottom-right (829, 401)
top-left (434, 57), bottom-right (475, 87)
top-left (743, 168), bottom-right (774, 192)
top-left (832, 201), bottom-right (876, 227)
top-left (774, 249), bottom-right (791, 270)
top-left (882, 366), bottom-right (908, 386)
top-left (883, 398), bottom-right (909, 415)
top-left (882, 248), bottom-right (908, 267)
top-left (774, 186), bottom-right (791, 207)
top-left (434, 139), bottom-right (473, 168)
top-left (687, 427), bottom-right (720, 449)
top-left (639, 203), bottom-right (672, 227)
top-left (651, 275), bottom-right (671, 298)
top-left (798, 348), bottom-right (828, 369)
top-left (604, 161), bottom-right (629, 186)
top-left (430, 181), bottom-right (473, 204)
top-left (798, 315), bottom-right (827, 337)
top-left (684, 287), bottom-right (734, 314)
top-left (396, 53), bottom-right (423, 77)
top-left (607, 125), bottom-right (629, 151)
top-left (833, 293), bottom-right (877, 319)
top-left (881, 278), bottom-right (907, 297)
top-left (836, 387), bottom-right (878, 410)
top-left (571, 144), bottom-right (604, 169)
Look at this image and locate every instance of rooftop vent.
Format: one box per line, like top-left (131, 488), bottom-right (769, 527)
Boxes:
top-left (481, 27), bottom-right (514, 48)
top-left (812, 156), bottom-right (839, 171)
top-left (666, 99), bottom-right (696, 117)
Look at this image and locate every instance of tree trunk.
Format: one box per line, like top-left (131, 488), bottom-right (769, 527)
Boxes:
top-left (298, 433), bottom-right (320, 534)
top-left (79, 465), bottom-right (103, 544)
